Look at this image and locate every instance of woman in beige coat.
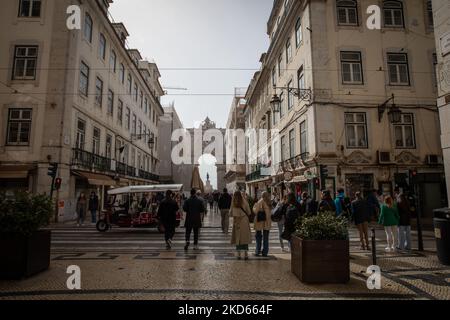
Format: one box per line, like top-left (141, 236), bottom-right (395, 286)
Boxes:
top-left (230, 191), bottom-right (252, 260)
top-left (253, 192), bottom-right (272, 257)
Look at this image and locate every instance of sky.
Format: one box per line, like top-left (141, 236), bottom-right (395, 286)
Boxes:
top-left (110, 0), bottom-right (273, 189)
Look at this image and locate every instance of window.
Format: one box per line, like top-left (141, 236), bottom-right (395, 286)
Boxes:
top-left (144, 98), bottom-right (148, 114)
top-left (140, 91), bottom-right (143, 109)
top-left (19, 0), bottom-right (41, 17)
top-left (281, 136), bottom-right (287, 161)
top-left (286, 39), bottom-right (292, 62)
top-left (132, 114), bottom-right (137, 135)
top-left (387, 53), bottom-right (410, 85)
top-left (119, 64), bottom-right (125, 84)
top-left (125, 107), bottom-right (130, 130)
top-left (95, 77), bottom-right (103, 106)
top-left (84, 13), bottom-right (93, 43)
top-left (134, 84), bottom-right (138, 102)
top-left (117, 99), bottom-right (123, 125)
top-left (99, 33), bottom-right (106, 60)
top-left (295, 18), bottom-right (302, 47)
top-left (107, 90), bottom-right (114, 116)
top-left (6, 109), bottom-right (32, 146)
top-left (106, 134), bottom-right (112, 159)
top-left (433, 53), bottom-right (438, 87)
top-left (278, 54), bottom-right (283, 77)
top-left (298, 66), bottom-right (305, 90)
top-left (138, 120), bottom-right (142, 135)
top-left (76, 119), bottom-right (86, 150)
top-left (427, 1), bottom-right (434, 28)
top-left (279, 92), bottom-right (285, 118)
top-left (127, 74), bottom-right (132, 94)
top-left (12, 46), bottom-right (38, 80)
top-left (110, 50), bottom-right (116, 72)
top-left (152, 109), bottom-right (156, 123)
top-left (289, 129), bottom-right (296, 159)
top-left (272, 67), bottom-right (277, 86)
top-left (287, 80), bottom-right (294, 110)
top-left (383, 1), bottom-right (404, 28)
top-left (92, 127), bottom-right (101, 155)
top-left (345, 113), bottom-right (368, 148)
top-left (300, 120), bottom-right (308, 155)
top-left (143, 124), bottom-right (147, 139)
top-left (337, 0), bottom-right (358, 26)
top-left (394, 114), bottom-right (415, 148)
top-left (79, 61), bottom-right (89, 96)
top-left (341, 51), bottom-right (363, 84)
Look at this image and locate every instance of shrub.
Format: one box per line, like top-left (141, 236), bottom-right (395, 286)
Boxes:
top-left (0, 192), bottom-right (53, 236)
top-left (295, 212), bottom-right (349, 241)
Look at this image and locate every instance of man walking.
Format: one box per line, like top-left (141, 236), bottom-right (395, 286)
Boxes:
top-left (183, 189), bottom-right (206, 251)
top-left (218, 188), bottom-right (232, 234)
top-left (158, 190), bottom-right (179, 250)
top-left (88, 191), bottom-right (99, 224)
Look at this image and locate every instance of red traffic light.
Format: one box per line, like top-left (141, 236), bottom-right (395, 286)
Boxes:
top-left (54, 178), bottom-right (62, 190)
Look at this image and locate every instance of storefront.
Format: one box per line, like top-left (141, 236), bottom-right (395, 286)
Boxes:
top-left (0, 164), bottom-right (36, 193)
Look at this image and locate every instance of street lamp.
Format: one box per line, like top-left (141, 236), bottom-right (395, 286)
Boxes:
top-left (270, 92), bottom-right (281, 113)
top-left (378, 94), bottom-right (402, 123)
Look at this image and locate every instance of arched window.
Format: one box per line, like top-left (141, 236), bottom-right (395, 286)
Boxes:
top-left (383, 1), bottom-right (404, 28)
top-left (84, 13), bottom-right (93, 43)
top-left (295, 18), bottom-right (302, 47)
top-left (336, 0), bottom-right (358, 26)
top-left (426, 0), bottom-right (434, 28)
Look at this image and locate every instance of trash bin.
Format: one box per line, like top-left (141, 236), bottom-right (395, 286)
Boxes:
top-left (433, 208), bottom-right (450, 265)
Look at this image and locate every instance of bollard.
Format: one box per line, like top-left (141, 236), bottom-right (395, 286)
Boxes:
top-left (371, 228), bottom-right (377, 266)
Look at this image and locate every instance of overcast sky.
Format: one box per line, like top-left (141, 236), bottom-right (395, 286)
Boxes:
top-left (109, 0), bottom-right (273, 129)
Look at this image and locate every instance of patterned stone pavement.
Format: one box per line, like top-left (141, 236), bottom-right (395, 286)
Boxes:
top-left (0, 211), bottom-right (449, 300)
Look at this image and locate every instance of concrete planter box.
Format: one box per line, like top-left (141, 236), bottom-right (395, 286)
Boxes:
top-left (0, 230), bottom-right (51, 279)
top-left (291, 235), bottom-right (350, 284)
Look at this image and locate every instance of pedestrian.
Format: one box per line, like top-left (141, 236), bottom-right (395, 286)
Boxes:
top-left (272, 194), bottom-right (289, 251)
top-left (335, 188), bottom-right (347, 217)
top-left (183, 189), bottom-right (206, 251)
top-left (157, 190), bottom-right (180, 250)
top-left (196, 190), bottom-right (208, 217)
top-left (378, 196), bottom-right (400, 252)
top-left (218, 188), bottom-right (232, 234)
top-left (253, 191), bottom-right (272, 257)
top-left (367, 189), bottom-right (380, 221)
top-left (318, 190), bottom-right (336, 214)
top-left (230, 191), bottom-right (252, 260)
top-left (213, 191), bottom-right (220, 213)
top-left (88, 191), bottom-right (99, 224)
top-left (351, 192), bottom-right (371, 251)
top-left (282, 192), bottom-right (301, 244)
top-left (397, 193), bottom-right (412, 252)
top-left (76, 193), bottom-right (87, 227)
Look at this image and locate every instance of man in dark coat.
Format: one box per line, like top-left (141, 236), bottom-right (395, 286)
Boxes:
top-left (183, 189), bottom-right (206, 251)
top-left (88, 192), bottom-right (99, 224)
top-left (318, 190), bottom-right (337, 214)
top-left (157, 190), bottom-right (179, 250)
top-left (218, 188), bottom-right (232, 234)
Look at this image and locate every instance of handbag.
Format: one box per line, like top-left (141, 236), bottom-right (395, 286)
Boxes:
top-left (271, 205), bottom-right (284, 222)
top-left (241, 207), bottom-right (255, 223)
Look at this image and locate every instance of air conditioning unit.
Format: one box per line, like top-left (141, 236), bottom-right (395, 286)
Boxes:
top-left (377, 151), bottom-right (392, 164)
top-left (426, 155), bottom-right (443, 165)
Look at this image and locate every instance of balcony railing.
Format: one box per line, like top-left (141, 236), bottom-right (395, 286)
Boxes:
top-left (72, 149), bottom-right (159, 182)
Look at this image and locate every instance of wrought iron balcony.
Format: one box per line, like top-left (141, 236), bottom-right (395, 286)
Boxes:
top-left (72, 148), bottom-right (110, 172)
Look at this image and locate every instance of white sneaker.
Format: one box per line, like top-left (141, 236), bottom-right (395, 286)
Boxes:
top-left (385, 247), bottom-right (391, 252)
top-left (194, 245), bottom-right (199, 250)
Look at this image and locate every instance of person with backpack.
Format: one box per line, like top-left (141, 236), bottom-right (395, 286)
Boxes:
top-left (218, 188), bottom-right (232, 234)
top-left (183, 189), bottom-right (206, 251)
top-left (230, 191), bottom-right (252, 260)
top-left (252, 192), bottom-right (272, 257)
top-left (271, 194), bottom-right (288, 251)
top-left (157, 190), bottom-right (179, 250)
top-left (282, 192), bottom-right (301, 243)
top-left (335, 189), bottom-right (347, 217)
top-left (351, 192), bottom-right (371, 250)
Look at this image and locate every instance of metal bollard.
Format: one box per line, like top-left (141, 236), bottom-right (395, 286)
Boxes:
top-left (371, 228), bottom-right (377, 266)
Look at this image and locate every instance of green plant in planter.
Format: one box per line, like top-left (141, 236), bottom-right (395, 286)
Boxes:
top-left (295, 212), bottom-right (349, 241)
top-left (0, 192), bottom-right (53, 237)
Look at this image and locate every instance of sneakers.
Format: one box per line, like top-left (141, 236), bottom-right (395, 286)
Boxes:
top-left (193, 244), bottom-right (199, 250)
top-left (184, 243), bottom-right (189, 251)
top-left (385, 247), bottom-right (392, 252)
top-left (166, 239), bottom-right (172, 250)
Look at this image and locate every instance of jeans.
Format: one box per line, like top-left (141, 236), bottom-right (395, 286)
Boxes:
top-left (220, 209), bottom-right (230, 234)
top-left (255, 230), bottom-right (270, 256)
top-left (77, 209), bottom-right (85, 225)
top-left (90, 210), bottom-right (97, 223)
top-left (398, 225), bottom-right (412, 250)
top-left (185, 227), bottom-right (199, 245)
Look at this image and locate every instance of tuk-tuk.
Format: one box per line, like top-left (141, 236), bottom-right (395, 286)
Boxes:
top-left (97, 184), bottom-right (184, 232)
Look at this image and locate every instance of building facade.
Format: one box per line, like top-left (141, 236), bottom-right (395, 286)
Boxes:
top-left (224, 89), bottom-right (247, 193)
top-left (245, 0), bottom-right (446, 220)
top-left (0, 0), bottom-right (164, 221)
top-left (433, 0), bottom-right (450, 204)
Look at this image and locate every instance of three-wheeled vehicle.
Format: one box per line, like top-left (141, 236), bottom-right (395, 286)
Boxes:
top-left (96, 184), bottom-right (184, 232)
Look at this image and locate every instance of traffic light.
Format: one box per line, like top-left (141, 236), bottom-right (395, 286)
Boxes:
top-left (320, 165), bottom-right (329, 178)
top-left (54, 178), bottom-right (62, 190)
top-left (48, 163), bottom-right (58, 178)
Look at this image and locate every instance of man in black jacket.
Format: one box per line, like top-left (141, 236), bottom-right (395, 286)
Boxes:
top-left (218, 188), bottom-right (232, 234)
top-left (183, 189), bottom-right (206, 251)
top-left (158, 190), bottom-right (179, 250)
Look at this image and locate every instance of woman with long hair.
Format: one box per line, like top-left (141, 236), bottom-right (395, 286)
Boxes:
top-left (253, 191), bottom-right (272, 257)
top-left (230, 191), bottom-right (252, 260)
top-left (76, 193), bottom-right (87, 227)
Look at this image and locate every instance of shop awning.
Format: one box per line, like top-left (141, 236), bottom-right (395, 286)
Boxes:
top-left (72, 171), bottom-right (116, 186)
top-left (0, 164), bottom-right (36, 178)
top-left (292, 176), bottom-right (308, 183)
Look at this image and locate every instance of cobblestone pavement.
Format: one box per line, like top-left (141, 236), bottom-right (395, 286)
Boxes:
top-left (0, 212), bottom-right (449, 300)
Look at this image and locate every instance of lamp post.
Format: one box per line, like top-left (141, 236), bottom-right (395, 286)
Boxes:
top-left (270, 86), bottom-right (312, 114)
top-left (378, 94), bottom-right (402, 123)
